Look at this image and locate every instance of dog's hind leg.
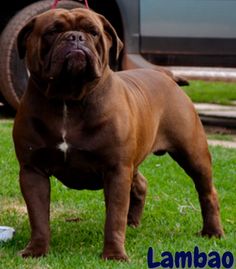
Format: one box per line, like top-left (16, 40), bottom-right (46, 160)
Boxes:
top-left (168, 136), bottom-right (224, 238)
top-left (128, 171), bottom-right (147, 227)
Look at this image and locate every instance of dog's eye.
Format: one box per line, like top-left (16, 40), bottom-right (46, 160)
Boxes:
top-left (43, 24), bottom-right (64, 38)
top-left (44, 28), bottom-right (59, 37)
top-left (89, 29), bottom-right (99, 37)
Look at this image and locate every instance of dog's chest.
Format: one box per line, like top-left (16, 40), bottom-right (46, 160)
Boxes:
top-left (44, 102), bottom-right (90, 156)
top-left (57, 102), bottom-right (70, 159)
top-left (29, 101), bottom-right (109, 184)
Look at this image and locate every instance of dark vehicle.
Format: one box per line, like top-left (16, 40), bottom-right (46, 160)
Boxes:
top-left (0, 0), bottom-right (236, 109)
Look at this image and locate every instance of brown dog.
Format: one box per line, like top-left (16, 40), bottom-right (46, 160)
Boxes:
top-left (14, 8), bottom-right (223, 260)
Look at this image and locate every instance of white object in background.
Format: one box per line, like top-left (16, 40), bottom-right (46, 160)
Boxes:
top-left (0, 226), bottom-right (15, 242)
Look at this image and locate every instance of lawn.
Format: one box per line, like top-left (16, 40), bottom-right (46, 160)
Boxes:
top-left (182, 80), bottom-right (236, 105)
top-left (0, 120), bottom-right (235, 269)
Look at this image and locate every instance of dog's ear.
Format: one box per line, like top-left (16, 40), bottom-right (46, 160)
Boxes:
top-left (99, 15), bottom-right (123, 66)
top-left (17, 18), bottom-right (36, 59)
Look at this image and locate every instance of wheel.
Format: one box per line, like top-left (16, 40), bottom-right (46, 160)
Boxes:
top-left (0, 0), bottom-right (83, 110)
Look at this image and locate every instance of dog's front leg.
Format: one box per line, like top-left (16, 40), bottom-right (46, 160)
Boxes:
top-left (19, 167), bottom-right (51, 258)
top-left (102, 166), bottom-right (132, 261)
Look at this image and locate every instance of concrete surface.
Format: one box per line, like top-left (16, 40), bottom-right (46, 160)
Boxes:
top-left (208, 139), bottom-right (236, 148)
top-left (171, 66), bottom-right (236, 82)
top-left (194, 103), bottom-right (236, 129)
top-left (194, 103), bottom-right (236, 118)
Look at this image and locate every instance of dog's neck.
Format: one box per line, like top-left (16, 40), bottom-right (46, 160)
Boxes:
top-left (30, 72), bottom-right (48, 89)
top-left (28, 66), bottom-right (113, 102)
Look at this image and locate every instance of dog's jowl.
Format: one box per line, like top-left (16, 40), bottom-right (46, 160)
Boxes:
top-left (14, 8), bottom-right (224, 260)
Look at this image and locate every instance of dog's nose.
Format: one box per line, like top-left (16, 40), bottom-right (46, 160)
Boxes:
top-left (65, 32), bottom-right (86, 42)
top-left (78, 32), bottom-right (86, 42)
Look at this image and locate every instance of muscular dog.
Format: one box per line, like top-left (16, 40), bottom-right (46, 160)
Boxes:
top-left (14, 8), bottom-right (224, 260)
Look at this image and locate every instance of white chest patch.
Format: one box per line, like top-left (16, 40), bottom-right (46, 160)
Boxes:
top-left (58, 141), bottom-right (69, 153)
top-left (57, 103), bottom-right (69, 159)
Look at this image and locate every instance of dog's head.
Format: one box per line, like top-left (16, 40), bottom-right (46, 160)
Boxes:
top-left (17, 8), bottom-right (123, 98)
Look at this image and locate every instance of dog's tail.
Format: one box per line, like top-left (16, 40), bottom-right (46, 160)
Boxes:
top-left (173, 75), bottom-right (189, 86)
top-left (122, 54), bottom-right (189, 86)
top-left (157, 66), bottom-right (189, 86)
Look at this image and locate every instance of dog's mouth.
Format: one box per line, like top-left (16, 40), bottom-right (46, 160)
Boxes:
top-left (45, 45), bottom-right (90, 80)
top-left (65, 48), bottom-right (87, 75)
top-left (43, 44), bottom-right (102, 99)
top-left (46, 44), bottom-right (101, 83)
top-left (66, 48), bottom-right (86, 60)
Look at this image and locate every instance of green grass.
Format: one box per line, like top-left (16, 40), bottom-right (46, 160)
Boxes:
top-left (182, 80), bottom-right (236, 105)
top-left (0, 120), bottom-right (235, 269)
top-left (207, 133), bottom-right (236, 142)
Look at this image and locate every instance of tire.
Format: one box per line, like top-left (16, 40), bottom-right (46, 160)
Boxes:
top-left (0, 0), bottom-right (83, 110)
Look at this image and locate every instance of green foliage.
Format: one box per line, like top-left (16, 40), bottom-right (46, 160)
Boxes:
top-left (0, 121), bottom-right (235, 268)
top-left (183, 80), bottom-right (236, 105)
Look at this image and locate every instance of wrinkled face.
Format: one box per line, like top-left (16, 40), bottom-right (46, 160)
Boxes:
top-left (18, 8), bottom-right (122, 98)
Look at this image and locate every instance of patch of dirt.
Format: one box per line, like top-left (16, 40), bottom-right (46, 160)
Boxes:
top-left (204, 125), bottom-right (236, 135)
top-left (1, 199), bottom-right (27, 215)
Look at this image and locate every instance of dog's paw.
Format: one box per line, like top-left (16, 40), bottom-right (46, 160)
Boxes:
top-left (102, 251), bottom-right (129, 262)
top-left (199, 227), bottom-right (224, 238)
top-left (127, 218), bottom-right (140, 228)
top-left (18, 244), bottom-right (48, 258)
top-left (127, 213), bottom-right (142, 228)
